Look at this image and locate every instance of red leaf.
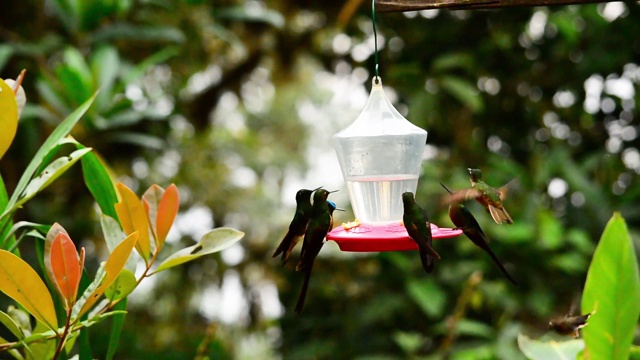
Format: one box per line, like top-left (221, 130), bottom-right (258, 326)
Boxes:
top-left (50, 232), bottom-right (82, 307)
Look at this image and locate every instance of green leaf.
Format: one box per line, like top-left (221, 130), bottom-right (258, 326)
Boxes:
top-left (153, 227), bottom-right (244, 273)
top-left (104, 269), bottom-right (136, 301)
top-left (214, 6), bottom-right (285, 29)
top-left (0, 175), bottom-right (16, 250)
top-left (431, 52), bottom-right (474, 73)
top-left (90, 24), bottom-right (185, 44)
top-left (517, 333), bottom-right (585, 360)
top-left (392, 331), bottom-right (424, 355)
top-left (106, 300), bottom-right (127, 360)
top-left (48, 0), bottom-right (80, 32)
top-left (16, 147), bottom-right (92, 209)
top-left (28, 321), bottom-right (56, 360)
top-left (0, 310), bottom-right (24, 340)
top-left (405, 279), bottom-right (446, 318)
top-left (78, 145), bottom-right (118, 220)
top-left (57, 47), bottom-right (93, 105)
top-left (122, 47), bottom-right (179, 84)
top-left (538, 210), bottom-right (563, 250)
top-left (0, 250), bottom-right (58, 331)
top-left (581, 213), bottom-right (640, 360)
top-left (0, 45), bottom-right (14, 72)
top-left (440, 75), bottom-right (484, 113)
top-left (90, 46), bottom-right (119, 112)
top-left (35, 79), bottom-right (70, 116)
top-left (78, 327), bottom-right (92, 360)
top-left (1, 92), bottom-right (97, 222)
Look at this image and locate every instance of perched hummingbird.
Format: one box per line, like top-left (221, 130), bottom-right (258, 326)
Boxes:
top-left (299, 199), bottom-right (343, 261)
top-left (548, 312), bottom-right (593, 338)
top-left (272, 187), bottom-right (320, 265)
top-left (294, 189), bottom-right (337, 314)
top-left (441, 183), bottom-right (517, 285)
top-left (447, 168), bottom-right (514, 225)
top-left (402, 192), bottom-right (441, 274)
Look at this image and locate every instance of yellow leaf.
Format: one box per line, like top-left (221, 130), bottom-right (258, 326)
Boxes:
top-left (115, 183), bottom-right (151, 261)
top-left (0, 79), bottom-right (19, 160)
top-left (77, 231), bottom-right (138, 318)
top-left (0, 250), bottom-right (58, 331)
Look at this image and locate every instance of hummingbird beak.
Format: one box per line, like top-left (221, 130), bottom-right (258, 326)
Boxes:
top-left (329, 190), bottom-right (339, 193)
top-left (440, 182), bottom-right (454, 194)
top-left (335, 207), bottom-right (346, 212)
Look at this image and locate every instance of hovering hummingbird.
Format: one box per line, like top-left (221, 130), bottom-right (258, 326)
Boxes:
top-left (446, 168), bottom-right (514, 225)
top-left (272, 187), bottom-right (321, 265)
top-left (441, 183), bottom-right (517, 285)
top-left (294, 189), bottom-right (337, 314)
top-left (402, 192), bottom-right (441, 274)
top-left (548, 312), bottom-right (594, 338)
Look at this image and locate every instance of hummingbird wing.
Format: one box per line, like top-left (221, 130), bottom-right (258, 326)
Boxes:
top-left (497, 179), bottom-right (518, 201)
top-left (406, 222), bottom-right (441, 260)
top-left (446, 188), bottom-right (481, 204)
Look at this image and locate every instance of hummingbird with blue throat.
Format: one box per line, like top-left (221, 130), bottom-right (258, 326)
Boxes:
top-left (447, 168), bottom-right (514, 225)
top-left (273, 187), bottom-right (321, 265)
top-left (441, 183), bottom-right (517, 285)
top-left (402, 192), bottom-right (441, 274)
top-left (294, 189), bottom-right (338, 314)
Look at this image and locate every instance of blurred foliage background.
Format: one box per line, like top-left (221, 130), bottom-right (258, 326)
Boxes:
top-left (1, 0), bottom-right (640, 359)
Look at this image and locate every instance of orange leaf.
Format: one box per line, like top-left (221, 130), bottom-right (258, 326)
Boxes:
top-left (114, 183), bottom-right (151, 261)
top-left (156, 184), bottom-right (179, 250)
top-left (44, 223), bottom-right (69, 304)
top-left (142, 184), bottom-right (164, 246)
top-left (50, 233), bottom-right (82, 308)
top-left (77, 231), bottom-right (138, 318)
top-left (0, 250), bottom-right (58, 331)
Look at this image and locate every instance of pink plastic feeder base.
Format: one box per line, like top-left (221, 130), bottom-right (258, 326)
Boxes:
top-left (326, 222), bottom-right (463, 252)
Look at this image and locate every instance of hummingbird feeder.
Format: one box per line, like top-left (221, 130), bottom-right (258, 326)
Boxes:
top-left (326, 76), bottom-right (462, 252)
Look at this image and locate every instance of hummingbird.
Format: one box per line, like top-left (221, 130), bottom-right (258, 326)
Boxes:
top-left (441, 183), bottom-right (517, 285)
top-left (548, 312), bottom-right (594, 338)
top-left (272, 187), bottom-right (321, 265)
top-left (402, 192), bottom-right (441, 274)
top-left (447, 168), bottom-right (514, 225)
top-left (299, 199), bottom-right (343, 260)
top-left (294, 189), bottom-right (337, 314)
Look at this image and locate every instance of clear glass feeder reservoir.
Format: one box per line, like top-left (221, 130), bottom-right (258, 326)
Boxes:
top-left (334, 77), bottom-right (426, 224)
top-left (327, 77), bottom-right (462, 252)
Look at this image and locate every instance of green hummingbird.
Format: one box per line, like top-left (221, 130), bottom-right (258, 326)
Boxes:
top-left (447, 168), bottom-right (514, 225)
top-left (441, 183), bottom-right (517, 285)
top-left (402, 192), bottom-right (441, 274)
top-left (272, 187), bottom-right (321, 265)
top-left (294, 189), bottom-right (337, 314)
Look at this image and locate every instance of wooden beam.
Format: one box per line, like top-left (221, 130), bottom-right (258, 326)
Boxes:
top-left (375, 0), bottom-right (619, 12)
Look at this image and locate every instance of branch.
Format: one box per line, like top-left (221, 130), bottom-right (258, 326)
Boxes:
top-left (375, 0), bottom-right (619, 12)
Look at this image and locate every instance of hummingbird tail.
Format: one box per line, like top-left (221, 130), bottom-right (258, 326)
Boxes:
top-left (488, 205), bottom-right (511, 225)
top-left (419, 249), bottom-right (434, 273)
top-left (294, 269), bottom-right (312, 314)
top-left (484, 245), bottom-right (518, 286)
